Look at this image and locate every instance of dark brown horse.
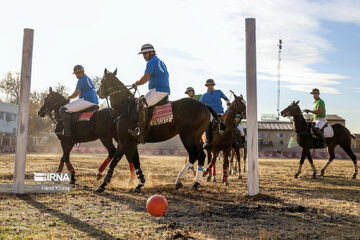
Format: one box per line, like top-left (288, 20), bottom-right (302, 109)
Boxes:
top-left (95, 69), bottom-right (219, 193)
top-left (281, 101), bottom-right (357, 179)
top-left (203, 93), bottom-right (247, 185)
top-left (38, 87), bottom-right (135, 183)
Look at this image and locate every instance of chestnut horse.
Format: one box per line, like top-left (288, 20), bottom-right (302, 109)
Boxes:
top-left (203, 93), bottom-right (247, 185)
top-left (38, 87), bottom-right (135, 183)
top-left (95, 69), bottom-right (220, 193)
top-left (281, 100), bottom-right (357, 179)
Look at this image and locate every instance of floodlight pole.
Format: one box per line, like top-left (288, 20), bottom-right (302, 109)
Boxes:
top-left (13, 28), bottom-right (34, 194)
top-left (245, 18), bottom-right (259, 196)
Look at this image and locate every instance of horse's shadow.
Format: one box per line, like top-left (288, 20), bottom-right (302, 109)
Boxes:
top-left (303, 175), bottom-right (360, 188)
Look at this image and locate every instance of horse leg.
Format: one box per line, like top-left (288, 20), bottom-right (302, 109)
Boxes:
top-left (95, 146), bottom-right (124, 193)
top-left (211, 155), bottom-right (217, 182)
top-left (97, 138), bottom-right (116, 180)
top-left (234, 147), bottom-right (242, 179)
top-left (176, 135), bottom-right (200, 190)
top-left (190, 144), bottom-right (206, 190)
top-left (306, 150), bottom-right (317, 178)
top-left (56, 156), bottom-right (65, 172)
top-left (320, 145), bottom-right (335, 177)
top-left (222, 150), bottom-right (230, 186)
top-left (204, 149), bottom-right (212, 182)
top-left (294, 148), bottom-right (307, 178)
top-left (229, 149), bottom-right (235, 175)
top-left (61, 140), bottom-right (75, 184)
top-left (340, 144), bottom-right (358, 179)
top-left (243, 147), bottom-right (247, 173)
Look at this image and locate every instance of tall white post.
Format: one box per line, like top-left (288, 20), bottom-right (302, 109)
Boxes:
top-left (13, 29), bottom-right (34, 194)
top-left (245, 18), bottom-right (259, 196)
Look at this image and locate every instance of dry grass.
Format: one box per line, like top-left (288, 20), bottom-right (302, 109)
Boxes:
top-left (0, 153), bottom-right (359, 239)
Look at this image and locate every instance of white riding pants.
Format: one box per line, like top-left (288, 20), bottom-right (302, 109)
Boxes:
top-left (237, 124), bottom-right (245, 136)
top-left (144, 89), bottom-right (169, 107)
top-left (315, 118), bottom-right (327, 129)
top-left (64, 98), bottom-right (97, 113)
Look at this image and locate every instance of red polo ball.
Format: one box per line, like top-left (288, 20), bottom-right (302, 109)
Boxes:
top-left (146, 195), bottom-right (168, 217)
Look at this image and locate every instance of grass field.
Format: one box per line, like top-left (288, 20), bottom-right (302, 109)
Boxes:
top-left (0, 153), bottom-right (359, 239)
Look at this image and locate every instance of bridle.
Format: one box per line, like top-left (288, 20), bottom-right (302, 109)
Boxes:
top-left (42, 97), bottom-right (68, 123)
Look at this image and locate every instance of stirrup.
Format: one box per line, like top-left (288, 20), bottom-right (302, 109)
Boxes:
top-left (128, 127), bottom-right (141, 137)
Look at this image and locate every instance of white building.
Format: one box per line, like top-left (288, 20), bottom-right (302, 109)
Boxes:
top-left (0, 102), bottom-right (18, 136)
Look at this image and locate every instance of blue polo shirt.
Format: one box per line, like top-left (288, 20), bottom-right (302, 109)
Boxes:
top-left (75, 74), bottom-right (99, 104)
top-left (145, 55), bottom-right (170, 93)
top-left (200, 89), bottom-right (227, 114)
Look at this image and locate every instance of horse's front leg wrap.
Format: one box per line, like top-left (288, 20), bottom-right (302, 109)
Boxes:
top-left (98, 157), bottom-right (112, 173)
top-left (136, 168), bottom-right (145, 185)
top-left (104, 168), bottom-right (114, 183)
top-left (195, 166), bottom-right (204, 183)
top-left (176, 162), bottom-right (193, 183)
top-left (129, 163), bottom-right (136, 180)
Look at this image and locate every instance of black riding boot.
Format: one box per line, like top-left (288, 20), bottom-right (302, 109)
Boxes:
top-left (128, 104), bottom-right (148, 144)
top-left (59, 107), bottom-right (71, 137)
top-left (314, 128), bottom-right (326, 148)
top-left (203, 122), bottom-right (213, 150)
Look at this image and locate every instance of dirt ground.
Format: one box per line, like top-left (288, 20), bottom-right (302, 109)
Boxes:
top-left (0, 153), bottom-right (359, 240)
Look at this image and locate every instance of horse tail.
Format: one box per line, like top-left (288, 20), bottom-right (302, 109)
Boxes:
top-left (351, 134), bottom-right (356, 140)
top-left (206, 106), bottom-right (220, 122)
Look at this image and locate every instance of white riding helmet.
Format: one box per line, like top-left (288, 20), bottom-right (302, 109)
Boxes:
top-left (138, 43), bottom-right (155, 54)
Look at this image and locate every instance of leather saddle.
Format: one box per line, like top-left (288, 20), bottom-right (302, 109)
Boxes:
top-left (128, 96), bottom-right (169, 122)
top-left (309, 122), bottom-right (327, 135)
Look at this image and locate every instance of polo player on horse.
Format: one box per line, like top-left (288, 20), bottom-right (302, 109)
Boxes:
top-left (200, 79), bottom-right (230, 150)
top-left (128, 44), bottom-right (170, 143)
top-left (304, 88), bottom-right (327, 148)
top-left (59, 65), bottom-right (99, 136)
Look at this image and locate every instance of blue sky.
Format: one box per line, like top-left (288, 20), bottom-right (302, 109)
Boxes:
top-left (0, 0), bottom-right (359, 132)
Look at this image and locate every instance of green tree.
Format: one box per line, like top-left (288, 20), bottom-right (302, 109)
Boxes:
top-left (0, 71), bottom-right (20, 104)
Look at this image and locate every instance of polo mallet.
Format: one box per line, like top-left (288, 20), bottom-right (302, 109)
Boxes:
top-left (276, 138), bottom-right (292, 154)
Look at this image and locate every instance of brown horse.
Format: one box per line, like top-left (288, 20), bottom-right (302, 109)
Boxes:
top-left (38, 87), bottom-right (135, 183)
top-left (281, 100), bottom-right (357, 179)
top-left (229, 123), bottom-right (247, 177)
top-left (95, 69), bottom-right (220, 193)
top-left (203, 93), bottom-right (247, 185)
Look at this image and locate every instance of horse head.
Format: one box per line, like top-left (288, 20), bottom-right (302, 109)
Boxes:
top-left (281, 100), bottom-right (300, 117)
top-left (97, 68), bottom-right (133, 103)
top-left (38, 87), bottom-right (67, 117)
top-left (229, 91), bottom-right (247, 117)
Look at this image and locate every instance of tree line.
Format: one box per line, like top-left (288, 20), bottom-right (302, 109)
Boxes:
top-left (0, 71), bottom-right (102, 135)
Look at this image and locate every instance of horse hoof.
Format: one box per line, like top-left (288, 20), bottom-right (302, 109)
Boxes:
top-left (96, 172), bottom-right (103, 181)
top-left (132, 188), bottom-right (141, 193)
top-left (320, 172), bottom-right (325, 177)
top-left (70, 178), bottom-right (76, 185)
top-left (95, 187), bottom-right (104, 193)
top-left (175, 182), bottom-right (183, 190)
top-left (352, 174), bottom-right (357, 180)
top-left (189, 182), bottom-right (200, 190)
top-left (212, 177), bottom-right (216, 182)
top-left (294, 174), bottom-right (299, 179)
top-left (206, 176), bottom-right (211, 182)
top-left (238, 175), bottom-right (242, 180)
top-left (223, 181), bottom-right (229, 186)
top-left (312, 174), bottom-right (317, 179)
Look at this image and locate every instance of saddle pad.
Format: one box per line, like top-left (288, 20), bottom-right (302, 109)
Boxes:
top-left (323, 125), bottom-right (334, 138)
top-left (311, 125), bottom-right (334, 138)
top-left (149, 102), bottom-right (173, 126)
top-left (77, 110), bottom-right (97, 122)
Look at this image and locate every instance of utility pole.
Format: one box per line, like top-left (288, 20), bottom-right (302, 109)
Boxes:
top-left (277, 39), bottom-right (282, 120)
